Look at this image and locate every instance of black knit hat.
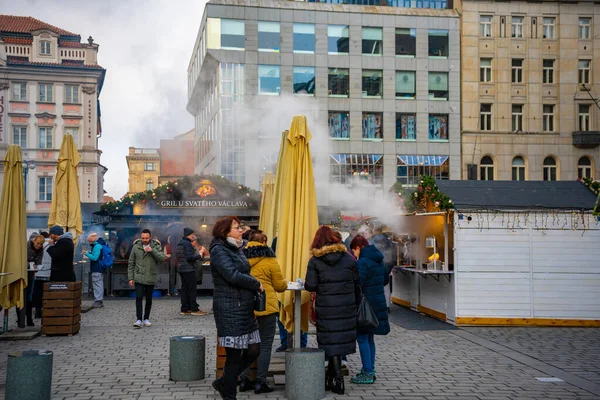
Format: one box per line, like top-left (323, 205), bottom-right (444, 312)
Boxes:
top-left (183, 228), bottom-right (195, 237)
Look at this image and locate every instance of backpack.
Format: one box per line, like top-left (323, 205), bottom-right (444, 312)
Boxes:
top-left (97, 238), bottom-right (114, 270)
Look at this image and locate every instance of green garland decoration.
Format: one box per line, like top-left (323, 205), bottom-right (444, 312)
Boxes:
top-left (100, 174), bottom-right (261, 214)
top-left (389, 175), bottom-right (453, 213)
top-left (580, 177), bottom-right (600, 216)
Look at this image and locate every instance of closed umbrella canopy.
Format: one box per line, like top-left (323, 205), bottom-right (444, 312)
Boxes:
top-left (270, 130), bottom-right (288, 244)
top-left (275, 116), bottom-right (319, 333)
top-left (258, 172), bottom-right (276, 244)
top-left (48, 134), bottom-right (82, 243)
top-left (0, 145), bottom-right (27, 309)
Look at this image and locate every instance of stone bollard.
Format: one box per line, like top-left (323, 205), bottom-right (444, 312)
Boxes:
top-left (169, 335), bottom-right (205, 382)
top-left (6, 350), bottom-right (53, 400)
top-left (285, 348), bottom-right (325, 400)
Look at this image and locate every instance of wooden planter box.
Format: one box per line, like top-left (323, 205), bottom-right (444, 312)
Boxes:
top-left (42, 282), bottom-right (82, 336)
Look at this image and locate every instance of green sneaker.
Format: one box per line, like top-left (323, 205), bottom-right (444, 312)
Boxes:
top-left (351, 372), bottom-right (374, 384)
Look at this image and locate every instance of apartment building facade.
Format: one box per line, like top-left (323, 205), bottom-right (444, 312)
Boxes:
top-left (0, 15), bottom-right (106, 219)
top-left (187, 0), bottom-right (461, 194)
top-left (460, 0), bottom-right (600, 181)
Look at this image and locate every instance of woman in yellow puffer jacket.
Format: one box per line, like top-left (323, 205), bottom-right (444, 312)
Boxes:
top-left (239, 230), bottom-right (287, 394)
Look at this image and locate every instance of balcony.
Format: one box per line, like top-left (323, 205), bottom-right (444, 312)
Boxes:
top-left (572, 131), bottom-right (600, 148)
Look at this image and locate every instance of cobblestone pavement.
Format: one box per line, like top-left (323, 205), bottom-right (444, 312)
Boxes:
top-left (0, 298), bottom-right (599, 400)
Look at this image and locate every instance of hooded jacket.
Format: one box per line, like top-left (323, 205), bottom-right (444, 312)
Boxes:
top-left (36, 239), bottom-right (53, 279)
top-left (127, 238), bottom-right (166, 285)
top-left (85, 238), bottom-right (104, 274)
top-left (210, 237), bottom-right (261, 338)
top-left (27, 239), bottom-right (44, 266)
top-left (304, 243), bottom-right (360, 357)
top-left (244, 241), bottom-right (287, 317)
top-left (356, 245), bottom-right (391, 335)
top-left (48, 232), bottom-right (76, 282)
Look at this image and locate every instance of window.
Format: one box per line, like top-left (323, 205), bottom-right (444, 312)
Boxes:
top-left (328, 68), bottom-right (349, 97)
top-left (12, 82), bottom-right (26, 101)
top-left (293, 23), bottom-right (315, 53)
top-left (543, 156), bottom-right (557, 181)
top-left (512, 59), bottom-right (523, 83)
top-left (362, 27), bottom-right (382, 55)
top-left (579, 60), bottom-right (590, 84)
top-left (511, 16), bottom-right (524, 38)
top-left (206, 18), bottom-right (245, 50)
top-left (428, 114), bottom-right (449, 140)
top-left (328, 25), bottom-right (349, 54)
top-left (39, 83), bottom-right (53, 102)
top-left (330, 154), bottom-right (384, 186)
top-left (395, 28), bottom-right (416, 57)
top-left (578, 156), bottom-right (593, 179)
top-left (258, 65), bottom-right (280, 95)
top-left (39, 127), bottom-right (52, 149)
top-left (395, 71), bottom-right (416, 98)
top-left (258, 21), bottom-right (280, 52)
top-left (480, 58), bottom-right (492, 82)
top-left (329, 112), bottom-right (350, 139)
top-left (512, 156), bottom-right (526, 181)
top-left (146, 179), bottom-right (154, 191)
top-left (396, 113), bottom-right (416, 140)
top-left (579, 17), bottom-right (591, 39)
top-left (65, 84), bottom-right (79, 103)
top-left (362, 70), bottom-right (383, 98)
top-left (512, 104), bottom-right (523, 132)
top-left (144, 162), bottom-right (155, 171)
top-left (543, 105), bottom-right (554, 132)
top-left (428, 30), bottom-right (448, 57)
top-left (13, 126), bottom-right (27, 148)
top-left (480, 104), bottom-right (492, 131)
top-left (543, 60), bottom-right (554, 84)
top-left (543, 17), bottom-right (555, 39)
top-left (579, 104), bottom-right (591, 131)
top-left (397, 155), bottom-right (449, 186)
top-left (428, 72), bottom-right (448, 100)
top-left (293, 67), bottom-right (315, 95)
top-left (480, 156), bottom-right (494, 180)
top-left (38, 177), bottom-right (53, 201)
top-left (64, 127), bottom-right (79, 148)
top-left (480, 15), bottom-right (492, 37)
top-left (362, 113), bottom-right (382, 139)
top-left (40, 41), bottom-right (51, 55)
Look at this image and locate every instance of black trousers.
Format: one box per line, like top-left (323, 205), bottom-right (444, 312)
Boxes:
top-left (223, 344), bottom-right (260, 398)
top-left (179, 271), bottom-right (199, 312)
top-left (135, 283), bottom-right (154, 321)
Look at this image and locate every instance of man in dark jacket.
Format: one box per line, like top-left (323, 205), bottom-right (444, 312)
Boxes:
top-left (175, 228), bottom-right (206, 316)
top-left (48, 226), bottom-right (76, 282)
top-left (84, 233), bottom-right (104, 308)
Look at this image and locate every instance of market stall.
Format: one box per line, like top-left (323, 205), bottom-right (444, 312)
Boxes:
top-left (392, 180), bottom-right (600, 327)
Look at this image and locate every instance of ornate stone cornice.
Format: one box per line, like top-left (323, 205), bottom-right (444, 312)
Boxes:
top-left (0, 81), bottom-right (9, 91)
top-left (8, 113), bottom-right (31, 117)
top-left (82, 86), bottom-right (96, 95)
top-left (61, 115), bottom-right (83, 120)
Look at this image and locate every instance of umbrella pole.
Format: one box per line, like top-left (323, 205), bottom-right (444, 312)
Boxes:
top-left (3, 308), bottom-right (7, 333)
top-left (293, 291), bottom-right (301, 348)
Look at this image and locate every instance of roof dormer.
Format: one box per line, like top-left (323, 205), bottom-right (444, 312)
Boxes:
top-left (31, 29), bottom-right (60, 63)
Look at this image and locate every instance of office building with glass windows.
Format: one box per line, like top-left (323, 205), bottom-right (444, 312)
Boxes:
top-left (459, 0), bottom-right (600, 181)
top-left (187, 0), bottom-right (461, 193)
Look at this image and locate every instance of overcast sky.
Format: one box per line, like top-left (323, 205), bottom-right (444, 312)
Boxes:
top-left (3, 0), bottom-right (207, 199)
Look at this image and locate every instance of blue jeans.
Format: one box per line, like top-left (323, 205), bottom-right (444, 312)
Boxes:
top-left (277, 314), bottom-right (307, 348)
top-left (357, 333), bottom-right (376, 374)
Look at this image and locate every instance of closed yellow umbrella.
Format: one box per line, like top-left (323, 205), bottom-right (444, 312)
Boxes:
top-left (48, 134), bottom-right (82, 243)
top-left (258, 172), bottom-right (276, 243)
top-left (0, 145), bottom-right (27, 310)
top-left (275, 116), bottom-right (319, 338)
top-left (270, 130), bottom-right (288, 243)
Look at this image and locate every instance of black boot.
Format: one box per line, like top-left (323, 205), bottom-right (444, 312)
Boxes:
top-left (238, 376), bottom-right (252, 392)
top-left (254, 380), bottom-right (274, 394)
top-left (325, 358), bottom-right (334, 391)
top-left (330, 356), bottom-right (345, 395)
top-left (27, 318), bottom-right (35, 327)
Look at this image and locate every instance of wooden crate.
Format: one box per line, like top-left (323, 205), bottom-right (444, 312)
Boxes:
top-left (43, 297), bottom-right (82, 309)
top-left (43, 281), bottom-right (82, 292)
top-left (41, 323), bottom-right (80, 336)
top-left (42, 306), bottom-right (81, 317)
top-left (42, 314), bottom-right (81, 326)
top-left (216, 342), bottom-right (257, 380)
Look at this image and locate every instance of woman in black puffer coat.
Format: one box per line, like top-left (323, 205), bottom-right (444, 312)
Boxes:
top-left (305, 226), bottom-right (360, 395)
top-left (209, 216), bottom-right (263, 400)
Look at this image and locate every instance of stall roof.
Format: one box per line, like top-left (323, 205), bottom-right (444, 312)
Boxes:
top-left (436, 181), bottom-right (598, 211)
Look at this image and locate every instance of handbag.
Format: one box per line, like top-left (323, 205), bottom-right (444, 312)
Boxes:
top-left (356, 288), bottom-right (379, 330)
top-left (254, 290), bottom-right (266, 312)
